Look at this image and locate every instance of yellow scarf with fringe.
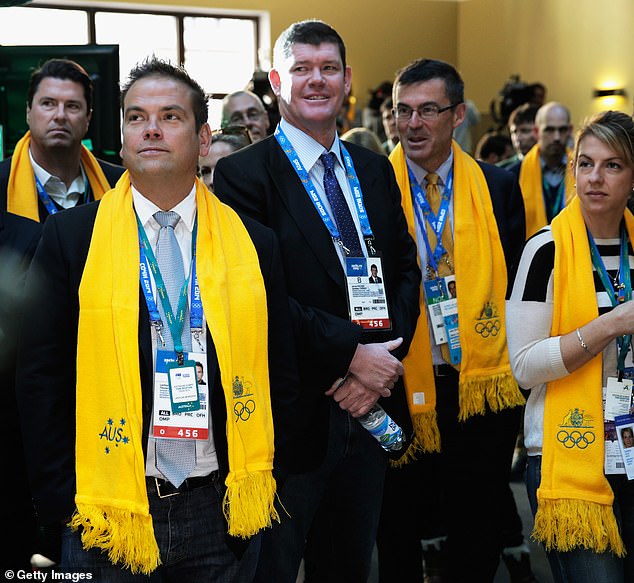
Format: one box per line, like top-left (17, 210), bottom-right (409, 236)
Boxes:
top-left (7, 131), bottom-right (111, 222)
top-left (519, 144), bottom-right (575, 238)
top-left (71, 173), bottom-right (277, 574)
top-left (389, 142), bottom-right (524, 455)
top-left (534, 196), bottom-right (631, 556)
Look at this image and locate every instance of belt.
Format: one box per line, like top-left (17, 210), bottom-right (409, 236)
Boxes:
top-left (147, 471), bottom-right (220, 499)
top-left (433, 364), bottom-right (457, 378)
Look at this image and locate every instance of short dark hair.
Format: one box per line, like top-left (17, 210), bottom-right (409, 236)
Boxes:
top-left (27, 58), bottom-right (93, 110)
top-left (393, 59), bottom-right (464, 105)
top-left (274, 20), bottom-right (346, 69)
top-left (211, 129), bottom-right (251, 150)
top-left (120, 57), bottom-right (208, 132)
top-left (380, 97), bottom-right (393, 114)
top-left (475, 132), bottom-right (512, 161)
top-left (508, 103), bottom-right (539, 128)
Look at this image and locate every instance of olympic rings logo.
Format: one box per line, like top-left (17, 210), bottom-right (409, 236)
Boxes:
top-left (234, 399), bottom-right (256, 422)
top-left (474, 319), bottom-right (501, 338)
top-left (556, 429), bottom-right (596, 449)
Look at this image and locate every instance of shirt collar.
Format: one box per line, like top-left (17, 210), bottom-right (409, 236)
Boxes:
top-left (279, 118), bottom-right (343, 171)
top-left (29, 148), bottom-right (86, 192)
top-left (406, 149), bottom-right (454, 187)
top-left (132, 184), bottom-right (197, 232)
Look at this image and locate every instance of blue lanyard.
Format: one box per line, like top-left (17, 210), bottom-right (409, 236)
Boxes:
top-left (407, 164), bottom-right (453, 274)
top-left (587, 225), bottom-right (632, 377)
top-left (274, 125), bottom-right (376, 255)
top-left (137, 214), bottom-right (202, 360)
top-left (542, 175), bottom-right (565, 221)
top-left (35, 173), bottom-right (89, 216)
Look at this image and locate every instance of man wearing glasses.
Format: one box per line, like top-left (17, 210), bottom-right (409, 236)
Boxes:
top-left (221, 90), bottom-right (270, 143)
top-left (384, 58), bottom-right (529, 582)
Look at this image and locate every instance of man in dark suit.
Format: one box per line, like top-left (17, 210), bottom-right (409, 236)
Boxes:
top-left (369, 263), bottom-right (383, 284)
top-left (0, 211), bottom-right (41, 571)
top-left (0, 58), bottom-right (123, 222)
top-left (214, 19), bottom-right (421, 583)
top-left (379, 58), bottom-right (534, 583)
top-left (16, 57), bottom-right (299, 579)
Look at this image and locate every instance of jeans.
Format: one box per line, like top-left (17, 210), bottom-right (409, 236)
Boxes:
top-left (526, 455), bottom-right (634, 583)
top-left (254, 401), bottom-right (388, 583)
top-left (58, 479), bottom-right (260, 582)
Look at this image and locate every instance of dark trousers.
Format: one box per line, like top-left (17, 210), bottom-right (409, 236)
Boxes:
top-left (377, 367), bottom-right (523, 583)
top-left (255, 401), bottom-right (388, 583)
top-left (58, 478), bottom-right (260, 582)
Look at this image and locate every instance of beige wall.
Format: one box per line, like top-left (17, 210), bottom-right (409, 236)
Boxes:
top-left (66, 0), bottom-right (634, 132)
top-left (87, 0), bottom-right (458, 110)
top-left (458, 0), bottom-right (634, 132)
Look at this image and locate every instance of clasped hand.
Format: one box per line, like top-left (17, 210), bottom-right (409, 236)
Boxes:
top-left (324, 338), bottom-right (404, 417)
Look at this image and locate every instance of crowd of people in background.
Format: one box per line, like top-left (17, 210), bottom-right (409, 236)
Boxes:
top-left (3, 16), bottom-right (634, 583)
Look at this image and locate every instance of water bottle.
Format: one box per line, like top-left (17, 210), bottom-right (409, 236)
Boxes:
top-left (358, 403), bottom-right (405, 453)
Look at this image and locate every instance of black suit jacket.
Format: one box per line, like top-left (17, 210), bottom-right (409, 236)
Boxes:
top-left (0, 211), bottom-right (42, 566)
top-left (16, 199), bottom-right (299, 526)
top-left (0, 155), bottom-right (125, 221)
top-left (476, 161), bottom-right (526, 271)
top-left (214, 135), bottom-right (421, 467)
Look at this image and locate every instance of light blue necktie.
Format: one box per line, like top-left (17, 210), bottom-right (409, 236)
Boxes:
top-left (153, 210), bottom-right (196, 487)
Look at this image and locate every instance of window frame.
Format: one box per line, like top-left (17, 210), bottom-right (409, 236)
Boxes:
top-left (24, 0), bottom-right (269, 99)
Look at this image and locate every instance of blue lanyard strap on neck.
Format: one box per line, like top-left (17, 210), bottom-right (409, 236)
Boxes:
top-left (136, 213), bottom-right (201, 359)
top-left (35, 172), bottom-right (89, 216)
top-left (274, 125), bottom-right (376, 256)
top-left (587, 224), bottom-right (632, 377)
top-left (407, 163), bottom-right (453, 274)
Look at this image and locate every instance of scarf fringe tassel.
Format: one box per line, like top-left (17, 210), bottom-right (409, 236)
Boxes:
top-left (533, 498), bottom-right (626, 556)
top-left (458, 371), bottom-right (525, 421)
top-left (70, 504), bottom-right (161, 574)
top-left (389, 411), bottom-right (441, 468)
top-left (223, 470), bottom-right (280, 538)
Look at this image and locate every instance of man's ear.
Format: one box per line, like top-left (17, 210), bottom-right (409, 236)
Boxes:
top-left (269, 69), bottom-right (281, 97)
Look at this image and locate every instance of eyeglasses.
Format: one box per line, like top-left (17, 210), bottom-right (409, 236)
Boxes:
top-left (229, 109), bottom-right (266, 124)
top-left (393, 102), bottom-right (462, 121)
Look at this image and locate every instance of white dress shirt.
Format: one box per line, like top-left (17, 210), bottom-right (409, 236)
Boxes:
top-left (29, 149), bottom-right (86, 209)
top-left (132, 185), bottom-right (218, 479)
top-left (280, 118), bottom-right (368, 265)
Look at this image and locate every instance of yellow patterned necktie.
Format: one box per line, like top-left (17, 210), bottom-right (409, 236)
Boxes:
top-left (426, 172), bottom-right (456, 366)
top-left (425, 172), bottom-right (454, 278)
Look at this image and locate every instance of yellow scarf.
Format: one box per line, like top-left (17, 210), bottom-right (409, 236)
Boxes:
top-left (7, 131), bottom-right (111, 221)
top-left (389, 142), bottom-right (524, 454)
top-left (71, 173), bottom-right (277, 573)
top-left (534, 196), bottom-right (631, 556)
top-left (519, 144), bottom-right (575, 238)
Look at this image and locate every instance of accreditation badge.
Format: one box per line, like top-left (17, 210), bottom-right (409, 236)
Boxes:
top-left (605, 376), bottom-right (634, 421)
top-left (153, 350), bottom-right (209, 441)
top-left (345, 256), bottom-right (391, 330)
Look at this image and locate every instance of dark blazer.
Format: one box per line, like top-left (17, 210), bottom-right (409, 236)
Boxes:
top-left (0, 211), bottom-right (42, 569)
top-left (477, 161), bottom-right (526, 271)
top-left (0, 155), bottom-right (125, 221)
top-left (16, 199), bottom-right (299, 526)
top-left (214, 135), bottom-right (421, 467)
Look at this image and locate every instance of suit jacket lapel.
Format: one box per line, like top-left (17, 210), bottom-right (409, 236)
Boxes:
top-left (267, 140), bottom-right (346, 289)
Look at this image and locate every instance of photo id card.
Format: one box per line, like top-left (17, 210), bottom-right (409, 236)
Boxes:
top-left (153, 350), bottom-right (209, 441)
top-left (615, 414), bottom-right (634, 480)
top-left (605, 377), bottom-right (634, 421)
top-left (345, 256), bottom-right (392, 330)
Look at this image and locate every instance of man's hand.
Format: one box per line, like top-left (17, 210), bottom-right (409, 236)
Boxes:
top-left (325, 375), bottom-right (382, 417)
top-left (348, 338), bottom-right (404, 393)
